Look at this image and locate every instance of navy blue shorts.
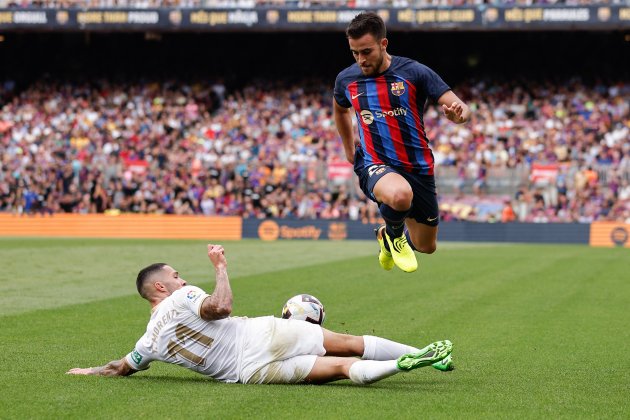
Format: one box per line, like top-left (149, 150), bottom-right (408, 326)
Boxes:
top-left (354, 149), bottom-right (439, 227)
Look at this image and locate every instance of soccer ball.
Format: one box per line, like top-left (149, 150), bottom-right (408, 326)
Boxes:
top-left (281, 294), bottom-right (325, 325)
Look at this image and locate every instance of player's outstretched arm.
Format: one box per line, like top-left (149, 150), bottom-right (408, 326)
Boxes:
top-left (333, 99), bottom-right (356, 164)
top-left (438, 90), bottom-right (471, 124)
top-left (66, 357), bottom-right (137, 377)
top-left (200, 244), bottom-right (233, 321)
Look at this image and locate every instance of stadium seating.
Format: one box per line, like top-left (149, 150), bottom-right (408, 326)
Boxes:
top-left (1, 77), bottom-right (628, 222)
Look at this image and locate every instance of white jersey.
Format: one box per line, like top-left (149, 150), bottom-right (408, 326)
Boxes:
top-left (125, 285), bottom-right (247, 383)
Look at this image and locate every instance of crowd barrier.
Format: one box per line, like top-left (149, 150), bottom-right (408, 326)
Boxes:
top-left (0, 214), bottom-right (627, 248)
top-left (589, 222), bottom-right (630, 248)
top-left (243, 219), bottom-right (593, 244)
top-left (0, 213), bottom-right (241, 240)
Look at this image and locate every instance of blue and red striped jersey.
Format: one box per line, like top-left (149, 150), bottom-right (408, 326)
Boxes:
top-left (334, 55), bottom-right (450, 175)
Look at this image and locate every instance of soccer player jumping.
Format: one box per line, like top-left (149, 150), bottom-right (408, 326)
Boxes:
top-left (333, 12), bottom-right (471, 273)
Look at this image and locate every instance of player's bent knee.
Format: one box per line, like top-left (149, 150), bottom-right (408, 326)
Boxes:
top-left (389, 190), bottom-right (413, 210)
top-left (417, 243), bottom-right (437, 254)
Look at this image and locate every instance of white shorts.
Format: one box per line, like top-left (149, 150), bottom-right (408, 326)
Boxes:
top-left (239, 316), bottom-right (325, 384)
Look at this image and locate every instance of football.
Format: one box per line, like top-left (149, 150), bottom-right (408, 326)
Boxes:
top-left (281, 294), bottom-right (325, 325)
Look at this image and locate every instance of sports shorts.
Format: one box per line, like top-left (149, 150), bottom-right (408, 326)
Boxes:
top-left (239, 316), bottom-right (325, 384)
top-left (354, 148), bottom-right (440, 227)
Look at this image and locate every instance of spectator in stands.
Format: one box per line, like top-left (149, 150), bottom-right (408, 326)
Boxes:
top-left (0, 77), bottom-right (628, 222)
top-left (500, 199), bottom-right (516, 223)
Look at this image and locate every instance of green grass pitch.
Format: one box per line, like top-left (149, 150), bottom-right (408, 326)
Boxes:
top-left (0, 238), bottom-right (628, 419)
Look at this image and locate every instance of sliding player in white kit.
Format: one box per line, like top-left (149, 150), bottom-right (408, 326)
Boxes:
top-left (67, 244), bottom-right (453, 385)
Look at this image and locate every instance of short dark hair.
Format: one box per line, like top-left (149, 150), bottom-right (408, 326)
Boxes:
top-left (346, 12), bottom-right (386, 40)
top-left (136, 263), bottom-right (167, 299)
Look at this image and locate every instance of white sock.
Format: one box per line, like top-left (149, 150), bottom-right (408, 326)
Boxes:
top-left (362, 335), bottom-right (419, 361)
top-left (348, 360), bottom-right (400, 385)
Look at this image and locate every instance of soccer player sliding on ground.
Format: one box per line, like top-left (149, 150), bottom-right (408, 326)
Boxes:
top-left (334, 12), bottom-right (471, 273)
top-left (67, 244), bottom-right (453, 385)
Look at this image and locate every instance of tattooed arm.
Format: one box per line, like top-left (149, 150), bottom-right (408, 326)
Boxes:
top-left (67, 358), bottom-right (137, 377)
top-left (199, 244), bottom-right (233, 321)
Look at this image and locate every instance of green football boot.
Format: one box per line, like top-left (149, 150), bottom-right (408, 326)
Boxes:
top-left (432, 354), bottom-right (455, 372)
top-left (396, 340), bottom-right (453, 371)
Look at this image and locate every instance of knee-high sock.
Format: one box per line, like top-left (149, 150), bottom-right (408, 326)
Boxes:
top-left (348, 360), bottom-right (400, 385)
top-left (362, 335), bottom-right (419, 361)
top-left (379, 204), bottom-right (409, 239)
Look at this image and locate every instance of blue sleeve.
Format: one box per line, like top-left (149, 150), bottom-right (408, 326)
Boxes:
top-left (415, 63), bottom-right (451, 102)
top-left (333, 73), bottom-right (352, 108)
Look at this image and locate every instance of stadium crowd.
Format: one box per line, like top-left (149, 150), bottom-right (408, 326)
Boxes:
top-left (2, 0), bottom-right (629, 8)
top-left (0, 77), bottom-right (628, 223)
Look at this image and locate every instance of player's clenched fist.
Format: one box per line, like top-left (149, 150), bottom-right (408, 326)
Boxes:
top-left (207, 244), bottom-right (227, 269)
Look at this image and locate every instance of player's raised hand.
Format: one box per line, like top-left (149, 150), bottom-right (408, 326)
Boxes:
top-left (442, 101), bottom-right (466, 124)
top-left (207, 244), bottom-right (227, 269)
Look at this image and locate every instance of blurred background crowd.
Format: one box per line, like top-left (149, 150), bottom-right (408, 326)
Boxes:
top-left (3, 0), bottom-right (630, 8)
top-left (0, 0), bottom-right (628, 224)
top-left (2, 76), bottom-right (628, 222)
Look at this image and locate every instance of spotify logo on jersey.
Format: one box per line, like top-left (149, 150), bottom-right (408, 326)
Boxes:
top-left (360, 107), bottom-right (408, 125)
top-left (360, 110), bottom-right (374, 125)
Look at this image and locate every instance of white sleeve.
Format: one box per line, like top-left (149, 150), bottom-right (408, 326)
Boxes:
top-left (172, 285), bottom-right (210, 318)
top-left (125, 333), bottom-right (153, 371)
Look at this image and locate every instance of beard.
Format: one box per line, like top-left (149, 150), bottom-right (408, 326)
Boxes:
top-left (360, 52), bottom-right (385, 77)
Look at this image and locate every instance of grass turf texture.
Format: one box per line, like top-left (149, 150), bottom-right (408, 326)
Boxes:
top-left (1, 238), bottom-right (628, 419)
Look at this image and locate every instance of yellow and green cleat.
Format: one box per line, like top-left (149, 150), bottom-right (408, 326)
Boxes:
top-left (383, 229), bottom-right (418, 273)
top-left (374, 225), bottom-right (394, 271)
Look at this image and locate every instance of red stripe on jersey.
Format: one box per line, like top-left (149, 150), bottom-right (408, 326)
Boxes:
top-left (405, 80), bottom-right (434, 175)
top-left (348, 82), bottom-right (381, 165)
top-left (375, 76), bottom-right (413, 172)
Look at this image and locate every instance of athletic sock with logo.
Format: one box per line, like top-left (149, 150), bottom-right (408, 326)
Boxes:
top-left (379, 204), bottom-right (409, 239)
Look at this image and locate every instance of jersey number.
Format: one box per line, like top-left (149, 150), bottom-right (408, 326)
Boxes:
top-left (166, 324), bottom-right (214, 367)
